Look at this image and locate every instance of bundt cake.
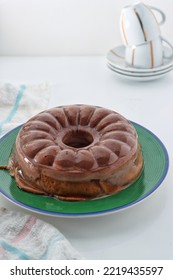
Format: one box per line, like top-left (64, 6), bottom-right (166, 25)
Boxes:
top-left (8, 105), bottom-right (144, 201)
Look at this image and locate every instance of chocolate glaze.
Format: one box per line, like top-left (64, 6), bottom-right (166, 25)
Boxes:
top-left (8, 105), bottom-right (144, 200)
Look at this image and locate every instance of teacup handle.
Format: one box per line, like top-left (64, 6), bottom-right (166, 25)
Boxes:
top-left (161, 37), bottom-right (173, 58)
top-left (148, 6), bottom-right (166, 26)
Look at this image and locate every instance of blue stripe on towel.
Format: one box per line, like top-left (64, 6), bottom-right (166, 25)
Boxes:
top-left (0, 84), bottom-right (26, 135)
top-left (0, 239), bottom-right (31, 260)
top-left (40, 234), bottom-right (65, 259)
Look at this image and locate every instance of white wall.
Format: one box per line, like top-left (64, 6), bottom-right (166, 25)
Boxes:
top-left (0, 0), bottom-right (172, 56)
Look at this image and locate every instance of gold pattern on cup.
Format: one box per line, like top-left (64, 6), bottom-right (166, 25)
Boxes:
top-left (134, 8), bottom-right (147, 42)
top-left (122, 14), bottom-right (128, 46)
top-left (132, 47), bottom-right (135, 66)
top-left (150, 41), bottom-right (154, 68)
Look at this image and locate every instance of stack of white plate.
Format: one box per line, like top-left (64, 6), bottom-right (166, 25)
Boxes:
top-left (106, 45), bottom-right (173, 81)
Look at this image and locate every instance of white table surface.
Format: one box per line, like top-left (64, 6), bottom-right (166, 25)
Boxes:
top-left (0, 56), bottom-right (172, 260)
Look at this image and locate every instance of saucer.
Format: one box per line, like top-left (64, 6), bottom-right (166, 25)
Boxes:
top-left (107, 63), bottom-right (173, 81)
top-left (106, 45), bottom-right (173, 73)
top-left (107, 62), bottom-right (173, 77)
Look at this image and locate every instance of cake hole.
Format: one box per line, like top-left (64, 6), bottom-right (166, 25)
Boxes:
top-left (62, 130), bottom-right (93, 148)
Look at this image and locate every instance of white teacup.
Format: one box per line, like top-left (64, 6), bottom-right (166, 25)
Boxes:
top-left (125, 37), bottom-right (173, 69)
top-left (120, 1), bottom-right (166, 47)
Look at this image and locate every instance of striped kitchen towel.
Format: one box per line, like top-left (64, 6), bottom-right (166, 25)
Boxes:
top-left (0, 208), bottom-right (83, 260)
top-left (0, 82), bottom-right (50, 137)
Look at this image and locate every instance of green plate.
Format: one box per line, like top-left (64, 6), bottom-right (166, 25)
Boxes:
top-left (0, 123), bottom-right (169, 217)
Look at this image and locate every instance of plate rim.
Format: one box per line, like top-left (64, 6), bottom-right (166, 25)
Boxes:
top-left (0, 123), bottom-right (169, 218)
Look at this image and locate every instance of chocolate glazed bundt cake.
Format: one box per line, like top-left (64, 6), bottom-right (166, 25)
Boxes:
top-left (8, 105), bottom-right (144, 201)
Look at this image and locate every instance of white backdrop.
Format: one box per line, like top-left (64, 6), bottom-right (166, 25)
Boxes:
top-left (0, 0), bottom-right (172, 56)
